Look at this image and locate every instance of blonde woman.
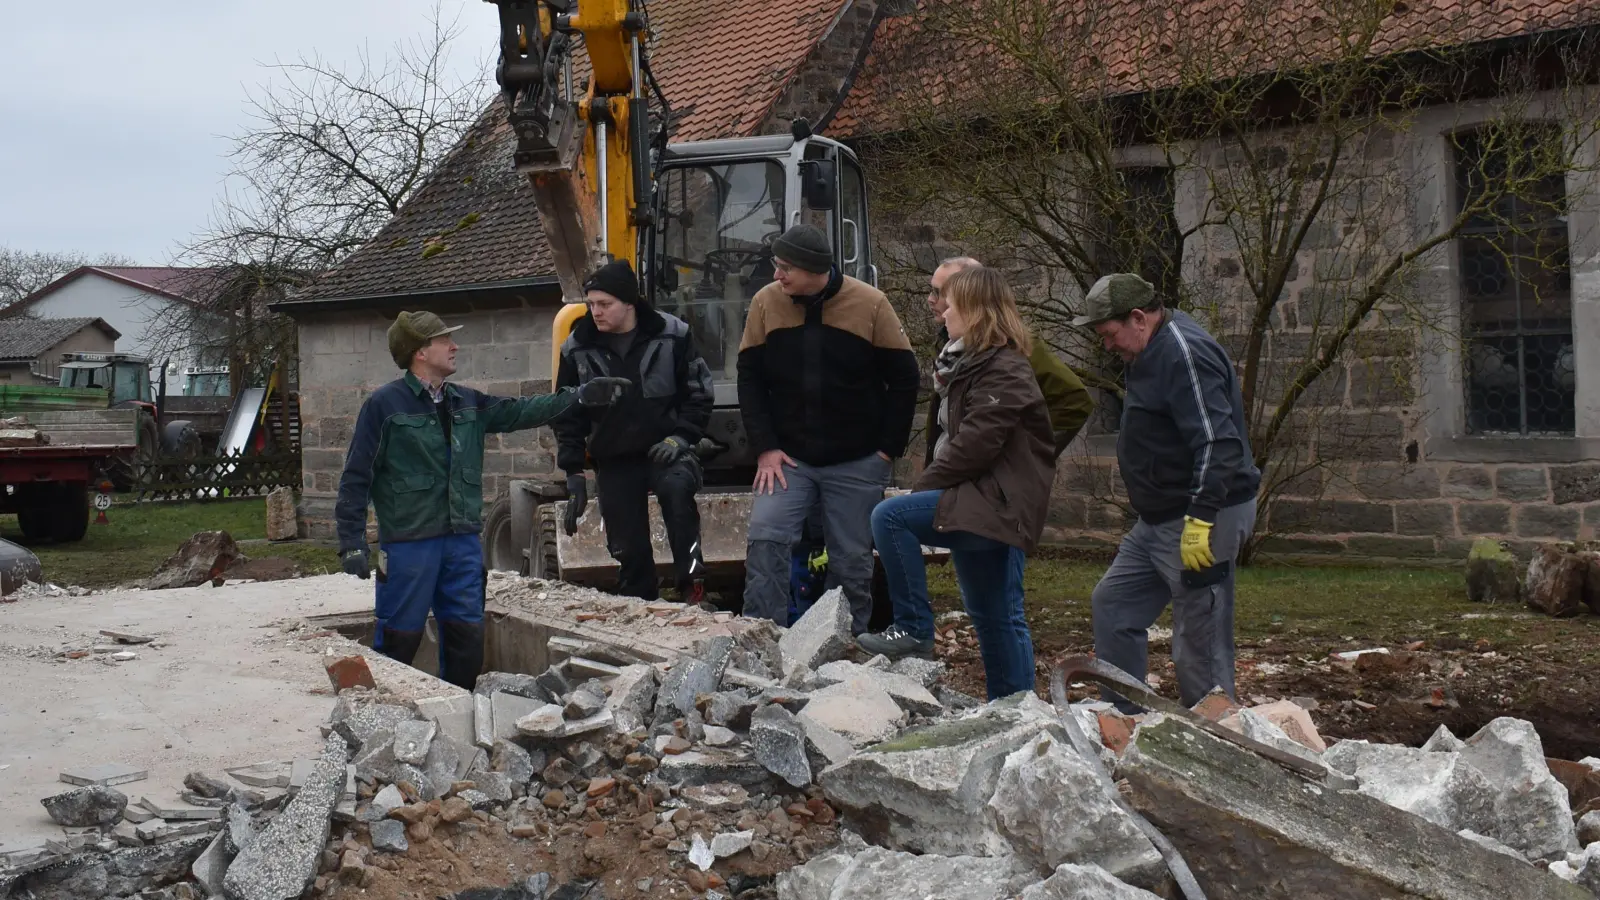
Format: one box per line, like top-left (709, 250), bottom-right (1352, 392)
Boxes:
top-left (857, 267), bottom-right (1056, 699)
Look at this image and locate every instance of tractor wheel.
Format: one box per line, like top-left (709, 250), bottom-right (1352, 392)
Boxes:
top-left (531, 506), bottom-right (560, 581)
top-left (482, 494), bottom-right (519, 572)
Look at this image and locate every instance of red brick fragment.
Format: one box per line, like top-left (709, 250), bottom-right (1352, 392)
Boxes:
top-left (325, 654), bottom-right (376, 692)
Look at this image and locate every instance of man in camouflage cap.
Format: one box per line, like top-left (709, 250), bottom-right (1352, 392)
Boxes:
top-left (336, 310), bottom-right (629, 688)
top-left (1075, 273), bottom-right (1260, 713)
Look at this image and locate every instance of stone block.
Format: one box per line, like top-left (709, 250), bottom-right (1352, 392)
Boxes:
top-left (1551, 464), bottom-right (1600, 505)
top-left (1495, 467), bottom-right (1550, 503)
top-left (370, 819), bottom-right (408, 853)
top-left (1445, 466), bottom-right (1495, 501)
top-left (1459, 503), bottom-right (1512, 535)
top-left (491, 692), bottom-right (544, 743)
top-left (1271, 499), bottom-right (1394, 535)
top-left (778, 587), bottom-right (853, 673)
top-left (1466, 538), bottom-right (1521, 604)
top-left (1516, 504), bottom-right (1581, 540)
top-left (1116, 716), bottom-right (1591, 900)
top-left (223, 734), bottom-right (350, 900)
top-left (1345, 535), bottom-right (1436, 558)
top-left (392, 719), bottom-right (436, 766)
top-left (1348, 358), bottom-right (1415, 407)
top-left (1353, 465), bottom-right (1440, 501)
top-left (818, 694), bottom-right (1066, 857)
top-left (473, 693), bottom-right (495, 749)
top-left (265, 488), bottom-right (297, 541)
top-left (1395, 502), bottom-right (1454, 536)
top-left (817, 660), bottom-right (942, 716)
top-left (1525, 544), bottom-right (1587, 617)
top-left (988, 731), bottom-right (1162, 884)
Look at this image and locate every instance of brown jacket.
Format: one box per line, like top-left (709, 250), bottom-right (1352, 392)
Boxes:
top-left (915, 345), bottom-right (1056, 552)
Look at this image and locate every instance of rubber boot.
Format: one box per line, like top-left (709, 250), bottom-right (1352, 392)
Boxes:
top-left (378, 627), bottom-right (425, 668)
top-left (436, 619), bottom-right (485, 691)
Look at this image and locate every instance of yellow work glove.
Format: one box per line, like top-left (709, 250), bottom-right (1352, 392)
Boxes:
top-left (1179, 516), bottom-right (1215, 571)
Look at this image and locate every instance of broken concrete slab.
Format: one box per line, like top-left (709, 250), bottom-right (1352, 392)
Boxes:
top-left (705, 690), bottom-right (756, 729)
top-left (887, 656), bottom-right (946, 688)
top-left (710, 829), bottom-right (755, 859)
top-left (1457, 829), bottom-right (1527, 861)
top-left (563, 682), bottom-right (607, 719)
top-left (331, 703), bottom-right (415, 752)
top-left (1240, 700), bottom-right (1327, 753)
top-left (816, 660), bottom-right (942, 717)
top-left (490, 739), bottom-right (535, 786)
top-left (750, 704), bottom-right (812, 788)
top-left (41, 785), bottom-right (128, 827)
top-left (475, 671), bottom-right (549, 701)
top-left (1018, 863), bottom-right (1165, 900)
top-left (191, 831), bottom-right (230, 898)
top-left (655, 637), bottom-right (735, 724)
top-left (473, 692), bottom-right (495, 749)
top-left (778, 587), bottom-right (852, 674)
top-left (393, 719), bottom-right (436, 766)
top-left (605, 663), bottom-right (657, 733)
top-left (58, 763), bottom-right (148, 788)
top-left (491, 691), bottom-right (544, 742)
top-left (223, 733), bottom-right (350, 900)
top-left (517, 704), bottom-right (615, 740)
top-left (1459, 717), bottom-right (1579, 860)
top-left (370, 818), bottom-right (408, 853)
top-left (415, 693), bottom-right (476, 750)
top-left (1321, 739), bottom-right (1372, 776)
top-left (656, 748), bottom-right (775, 789)
top-left (226, 762), bottom-right (290, 790)
top-left (796, 711), bottom-right (855, 771)
top-left (183, 771), bottom-right (233, 800)
top-left (1116, 715), bottom-right (1590, 900)
top-left (803, 673), bottom-right (905, 748)
top-left (420, 733), bottom-right (464, 802)
top-left (138, 796), bottom-right (226, 821)
top-left (989, 731), bottom-right (1163, 886)
top-left (819, 693), bottom-right (1066, 857)
top-left (5, 834), bottom-right (212, 899)
top-left (1352, 745), bottom-right (1497, 834)
top-left (224, 803), bottom-right (257, 856)
top-left (776, 844), bottom-right (1032, 900)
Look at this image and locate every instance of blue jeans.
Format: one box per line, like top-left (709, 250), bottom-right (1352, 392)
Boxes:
top-left (871, 490), bottom-right (1034, 700)
top-left (375, 533), bottom-right (485, 638)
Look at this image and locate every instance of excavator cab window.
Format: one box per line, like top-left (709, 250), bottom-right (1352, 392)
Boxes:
top-left (654, 160), bottom-right (785, 384)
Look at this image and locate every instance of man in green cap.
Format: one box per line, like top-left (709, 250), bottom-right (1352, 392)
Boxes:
top-left (336, 310), bottom-right (630, 688)
top-left (1075, 273), bottom-right (1260, 713)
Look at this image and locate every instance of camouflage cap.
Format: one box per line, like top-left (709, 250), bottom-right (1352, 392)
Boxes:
top-left (388, 311), bottom-right (463, 369)
top-left (1072, 273), bottom-right (1157, 327)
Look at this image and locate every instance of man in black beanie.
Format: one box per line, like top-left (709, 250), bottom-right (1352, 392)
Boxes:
top-left (553, 259), bottom-right (715, 603)
top-left (737, 224), bottom-right (921, 630)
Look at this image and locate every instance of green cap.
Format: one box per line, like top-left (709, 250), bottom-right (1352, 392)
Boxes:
top-left (1072, 273), bottom-right (1156, 327)
top-left (388, 311), bottom-right (463, 369)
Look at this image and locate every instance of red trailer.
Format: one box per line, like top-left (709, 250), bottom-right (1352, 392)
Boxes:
top-left (0, 443), bottom-right (127, 543)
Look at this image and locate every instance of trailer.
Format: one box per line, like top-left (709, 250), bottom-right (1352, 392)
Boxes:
top-left (0, 440), bottom-right (128, 543)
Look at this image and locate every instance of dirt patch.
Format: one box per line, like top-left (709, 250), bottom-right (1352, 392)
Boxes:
top-left (225, 556), bottom-right (303, 583)
top-left (934, 616), bottom-right (1600, 760)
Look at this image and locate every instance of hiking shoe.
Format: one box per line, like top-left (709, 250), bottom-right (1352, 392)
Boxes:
top-left (856, 625), bottom-right (935, 659)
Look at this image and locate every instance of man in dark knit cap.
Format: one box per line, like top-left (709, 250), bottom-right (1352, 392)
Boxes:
top-left (554, 259), bottom-right (716, 603)
top-left (737, 224), bottom-right (921, 630)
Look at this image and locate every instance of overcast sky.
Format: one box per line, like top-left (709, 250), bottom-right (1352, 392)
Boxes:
top-left (0, 0), bottom-right (498, 264)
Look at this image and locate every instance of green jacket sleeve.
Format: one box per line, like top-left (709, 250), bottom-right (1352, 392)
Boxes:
top-left (1028, 337), bottom-right (1094, 457)
top-left (479, 388), bottom-right (579, 434)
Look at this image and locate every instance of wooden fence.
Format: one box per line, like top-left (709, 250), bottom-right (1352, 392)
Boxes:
top-left (135, 448), bottom-right (301, 502)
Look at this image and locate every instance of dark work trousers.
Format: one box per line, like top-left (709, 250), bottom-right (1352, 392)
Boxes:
top-left (594, 454), bottom-right (704, 601)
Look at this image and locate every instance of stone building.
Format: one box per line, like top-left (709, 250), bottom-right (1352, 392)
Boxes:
top-left (284, 0), bottom-right (1600, 560)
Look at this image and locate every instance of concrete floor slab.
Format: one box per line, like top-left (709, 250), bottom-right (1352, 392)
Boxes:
top-left (0, 575), bottom-right (398, 855)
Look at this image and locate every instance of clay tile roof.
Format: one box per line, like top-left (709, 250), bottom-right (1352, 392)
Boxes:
top-left (287, 0), bottom-right (850, 307)
top-left (0, 317), bottom-right (121, 362)
top-left (830, 0), bottom-right (1600, 138)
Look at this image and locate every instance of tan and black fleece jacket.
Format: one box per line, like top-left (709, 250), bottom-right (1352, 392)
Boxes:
top-left (737, 270), bottom-right (921, 467)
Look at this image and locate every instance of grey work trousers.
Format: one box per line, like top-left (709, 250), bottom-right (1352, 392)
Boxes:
top-left (1090, 498), bottom-right (1257, 711)
top-left (743, 453), bottom-right (893, 632)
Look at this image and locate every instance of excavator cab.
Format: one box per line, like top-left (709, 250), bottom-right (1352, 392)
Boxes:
top-left (647, 131), bottom-right (875, 475)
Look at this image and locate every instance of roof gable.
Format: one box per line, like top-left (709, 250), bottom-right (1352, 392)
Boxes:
top-left (0, 317), bottom-right (122, 362)
top-left (1, 265), bottom-right (227, 318)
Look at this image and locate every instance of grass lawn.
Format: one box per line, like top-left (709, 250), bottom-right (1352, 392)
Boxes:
top-left (0, 497), bottom-right (339, 588)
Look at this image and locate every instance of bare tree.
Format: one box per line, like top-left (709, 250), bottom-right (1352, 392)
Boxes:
top-left (863, 0), bottom-right (1600, 555)
top-left (156, 5), bottom-right (492, 388)
top-left (0, 247), bottom-right (135, 309)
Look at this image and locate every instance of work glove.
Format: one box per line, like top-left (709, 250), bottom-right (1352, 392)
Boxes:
top-left (341, 547), bottom-right (370, 580)
top-left (648, 435), bottom-right (689, 466)
top-left (1179, 516), bottom-right (1215, 572)
top-left (577, 376), bottom-right (631, 407)
top-left (563, 473), bottom-right (588, 536)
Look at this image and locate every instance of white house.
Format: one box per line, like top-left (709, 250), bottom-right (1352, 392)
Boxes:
top-left (1, 266), bottom-right (228, 396)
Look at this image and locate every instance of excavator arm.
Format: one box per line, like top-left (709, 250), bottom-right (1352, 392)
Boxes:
top-left (485, 0), bottom-right (657, 302)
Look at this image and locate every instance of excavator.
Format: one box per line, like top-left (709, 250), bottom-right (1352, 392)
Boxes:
top-left (478, 0), bottom-right (886, 601)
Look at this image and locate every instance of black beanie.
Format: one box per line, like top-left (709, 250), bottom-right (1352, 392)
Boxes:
top-left (583, 259), bottom-right (642, 306)
top-left (772, 224), bottom-right (833, 274)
